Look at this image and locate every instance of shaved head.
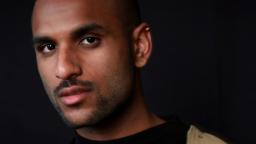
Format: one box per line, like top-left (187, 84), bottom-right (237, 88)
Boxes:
top-left (115, 0), bottom-right (142, 27)
top-left (32, 0), bottom-right (141, 34)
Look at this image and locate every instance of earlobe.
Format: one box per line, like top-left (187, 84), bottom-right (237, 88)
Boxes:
top-left (133, 23), bottom-right (153, 68)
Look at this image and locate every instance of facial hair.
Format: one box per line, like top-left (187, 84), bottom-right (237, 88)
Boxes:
top-left (50, 75), bottom-right (135, 129)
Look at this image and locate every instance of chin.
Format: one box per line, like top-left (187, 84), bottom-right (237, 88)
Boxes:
top-left (59, 108), bottom-right (106, 129)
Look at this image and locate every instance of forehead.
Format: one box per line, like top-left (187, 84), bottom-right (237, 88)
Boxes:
top-left (32, 0), bottom-right (121, 36)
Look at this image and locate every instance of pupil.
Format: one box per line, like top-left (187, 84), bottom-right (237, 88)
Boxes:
top-left (87, 37), bottom-right (95, 43)
top-left (47, 44), bottom-right (55, 50)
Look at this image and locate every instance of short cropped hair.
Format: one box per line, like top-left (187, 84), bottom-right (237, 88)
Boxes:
top-left (116, 0), bottom-right (142, 29)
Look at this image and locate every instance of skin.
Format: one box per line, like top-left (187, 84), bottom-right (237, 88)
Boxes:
top-left (32, 0), bottom-right (164, 141)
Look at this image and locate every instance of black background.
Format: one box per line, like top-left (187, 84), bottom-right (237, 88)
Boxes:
top-left (0, 0), bottom-right (255, 143)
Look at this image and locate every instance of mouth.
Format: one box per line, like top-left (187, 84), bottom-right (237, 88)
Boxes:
top-left (57, 85), bottom-right (92, 106)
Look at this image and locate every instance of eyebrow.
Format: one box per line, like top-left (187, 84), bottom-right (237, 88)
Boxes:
top-left (32, 36), bottom-right (55, 46)
top-left (71, 23), bottom-right (105, 40)
top-left (32, 23), bottom-right (105, 46)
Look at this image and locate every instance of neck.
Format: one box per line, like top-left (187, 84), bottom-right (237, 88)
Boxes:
top-left (75, 73), bottom-right (165, 141)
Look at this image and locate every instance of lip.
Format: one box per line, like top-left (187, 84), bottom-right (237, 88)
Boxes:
top-left (57, 86), bottom-right (92, 106)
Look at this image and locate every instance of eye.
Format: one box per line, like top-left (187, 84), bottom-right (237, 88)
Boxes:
top-left (37, 43), bottom-right (56, 54)
top-left (80, 36), bottom-right (100, 48)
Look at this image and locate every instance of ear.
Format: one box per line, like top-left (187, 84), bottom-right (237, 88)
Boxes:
top-left (132, 23), bottom-right (153, 68)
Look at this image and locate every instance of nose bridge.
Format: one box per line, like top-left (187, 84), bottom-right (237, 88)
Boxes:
top-left (55, 44), bottom-right (81, 80)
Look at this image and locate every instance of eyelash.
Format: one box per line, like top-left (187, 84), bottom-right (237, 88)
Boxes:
top-left (35, 35), bottom-right (101, 54)
top-left (36, 43), bottom-right (56, 54)
top-left (79, 35), bottom-right (101, 48)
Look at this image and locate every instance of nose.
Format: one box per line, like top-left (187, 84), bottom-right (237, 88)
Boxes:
top-left (55, 48), bottom-right (82, 80)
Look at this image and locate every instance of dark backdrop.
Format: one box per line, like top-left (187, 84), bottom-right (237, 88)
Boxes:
top-left (0, 0), bottom-right (254, 143)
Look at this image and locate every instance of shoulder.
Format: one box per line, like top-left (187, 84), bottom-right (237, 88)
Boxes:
top-left (187, 125), bottom-right (227, 144)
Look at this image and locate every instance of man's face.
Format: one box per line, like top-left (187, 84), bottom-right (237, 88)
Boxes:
top-left (32, 0), bottom-right (136, 128)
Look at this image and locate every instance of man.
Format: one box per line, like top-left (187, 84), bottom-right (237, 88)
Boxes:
top-left (31, 0), bottom-right (227, 143)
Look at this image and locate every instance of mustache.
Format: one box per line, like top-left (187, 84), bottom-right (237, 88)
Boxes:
top-left (53, 78), bottom-right (94, 97)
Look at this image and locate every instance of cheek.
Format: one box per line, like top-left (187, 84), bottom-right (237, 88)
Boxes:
top-left (80, 46), bottom-right (133, 94)
top-left (37, 58), bottom-right (58, 96)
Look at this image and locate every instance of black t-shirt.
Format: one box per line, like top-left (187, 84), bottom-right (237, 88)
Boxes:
top-left (70, 117), bottom-right (189, 144)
